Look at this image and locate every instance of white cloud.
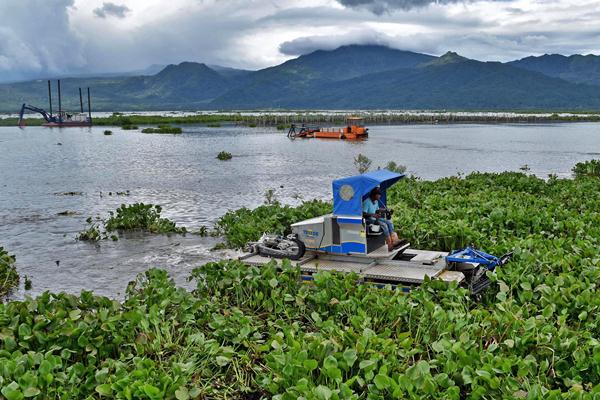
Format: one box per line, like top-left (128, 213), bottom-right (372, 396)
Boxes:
top-left (1, 0), bottom-right (600, 82)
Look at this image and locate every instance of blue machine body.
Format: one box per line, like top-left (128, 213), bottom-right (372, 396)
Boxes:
top-left (292, 169), bottom-right (405, 255)
top-left (446, 246), bottom-right (509, 271)
top-left (332, 169), bottom-right (405, 217)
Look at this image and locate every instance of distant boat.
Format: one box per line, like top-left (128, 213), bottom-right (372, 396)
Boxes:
top-left (287, 117), bottom-right (369, 140)
top-left (18, 80), bottom-right (92, 128)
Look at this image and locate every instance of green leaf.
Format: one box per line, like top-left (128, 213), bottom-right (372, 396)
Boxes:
top-left (175, 387), bottom-right (190, 400)
top-left (18, 324), bottom-right (31, 338)
top-left (23, 387), bottom-right (41, 398)
top-left (323, 355), bottom-right (338, 370)
top-left (69, 309), bottom-right (81, 321)
top-left (311, 311), bottom-right (322, 324)
top-left (325, 366), bottom-right (342, 382)
top-left (476, 370), bottom-right (492, 379)
top-left (303, 359), bottom-right (318, 371)
top-left (342, 349), bottom-right (357, 367)
top-left (314, 385), bottom-right (332, 400)
top-left (269, 278), bottom-right (278, 288)
top-left (215, 355), bottom-right (230, 366)
top-left (95, 384), bottom-right (112, 396)
top-left (359, 359), bottom-right (377, 370)
top-left (142, 384), bottom-right (162, 398)
top-left (1, 382), bottom-right (24, 400)
top-left (374, 374), bottom-right (390, 390)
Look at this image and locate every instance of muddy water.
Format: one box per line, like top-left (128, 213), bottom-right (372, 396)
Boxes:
top-left (2, 122), bottom-right (599, 299)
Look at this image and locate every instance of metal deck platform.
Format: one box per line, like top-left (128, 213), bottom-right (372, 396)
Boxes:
top-left (238, 248), bottom-right (462, 286)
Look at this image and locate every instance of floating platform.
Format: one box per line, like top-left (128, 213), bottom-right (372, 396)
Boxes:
top-left (239, 245), bottom-right (465, 289)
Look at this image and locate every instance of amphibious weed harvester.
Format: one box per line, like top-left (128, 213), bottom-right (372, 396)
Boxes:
top-left (242, 169), bottom-right (512, 294)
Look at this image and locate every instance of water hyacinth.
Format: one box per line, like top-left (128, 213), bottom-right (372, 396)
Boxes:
top-left (0, 247), bottom-right (19, 298)
top-left (141, 125), bottom-right (182, 134)
top-left (2, 169), bottom-right (600, 398)
top-left (78, 203), bottom-right (186, 241)
top-left (572, 159), bottom-right (600, 178)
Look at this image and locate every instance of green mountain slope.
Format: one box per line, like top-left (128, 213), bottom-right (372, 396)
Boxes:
top-left (509, 54), bottom-right (600, 86)
top-left (210, 45), bottom-right (435, 109)
top-left (0, 62), bottom-right (244, 112)
top-left (213, 52), bottom-right (600, 110)
top-left (3, 46), bottom-right (600, 112)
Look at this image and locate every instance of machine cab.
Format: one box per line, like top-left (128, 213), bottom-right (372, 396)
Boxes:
top-left (291, 169), bottom-right (404, 256)
top-left (346, 117), bottom-right (367, 137)
top-left (346, 117), bottom-right (364, 127)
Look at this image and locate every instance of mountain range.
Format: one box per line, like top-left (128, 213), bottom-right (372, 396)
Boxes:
top-left (3, 45), bottom-right (600, 112)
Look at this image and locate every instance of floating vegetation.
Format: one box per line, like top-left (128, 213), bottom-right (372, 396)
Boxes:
top-left (247, 122), bottom-right (257, 127)
top-left (276, 124), bottom-right (287, 130)
top-left (3, 165), bottom-right (600, 396)
top-left (103, 130), bottom-right (112, 135)
top-left (383, 161), bottom-right (407, 174)
top-left (572, 159), bottom-right (600, 178)
top-left (195, 225), bottom-right (209, 237)
top-left (216, 151), bottom-right (232, 161)
top-left (264, 188), bottom-right (277, 205)
top-left (121, 125), bottom-right (138, 130)
top-left (1, 236), bottom-right (599, 399)
top-left (6, 111), bottom-right (600, 128)
top-left (57, 210), bottom-right (78, 216)
top-left (78, 203), bottom-right (186, 241)
top-left (23, 276), bottom-right (32, 290)
top-left (206, 122), bottom-right (221, 127)
top-left (100, 190), bottom-right (131, 197)
top-left (54, 191), bottom-right (84, 196)
top-left (105, 204), bottom-right (186, 234)
top-left (354, 153), bottom-right (372, 173)
top-left (77, 218), bottom-right (103, 242)
top-left (215, 199), bottom-right (330, 248)
top-left (141, 125), bottom-right (182, 134)
top-left (0, 246), bottom-right (19, 298)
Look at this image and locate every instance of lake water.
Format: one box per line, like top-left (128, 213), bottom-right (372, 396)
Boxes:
top-left (1, 122), bottom-right (599, 299)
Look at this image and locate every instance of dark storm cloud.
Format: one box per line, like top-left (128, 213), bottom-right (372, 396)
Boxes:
top-left (259, 5), bottom-right (485, 28)
top-left (337, 0), bottom-right (503, 14)
top-left (0, 0), bottom-right (86, 82)
top-left (93, 2), bottom-right (131, 19)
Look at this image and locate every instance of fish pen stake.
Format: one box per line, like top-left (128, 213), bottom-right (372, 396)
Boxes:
top-left (87, 88), bottom-right (92, 123)
top-left (57, 80), bottom-right (62, 123)
top-left (47, 80), bottom-right (53, 117)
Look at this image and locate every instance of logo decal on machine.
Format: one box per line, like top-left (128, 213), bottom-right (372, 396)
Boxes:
top-left (303, 230), bottom-right (319, 237)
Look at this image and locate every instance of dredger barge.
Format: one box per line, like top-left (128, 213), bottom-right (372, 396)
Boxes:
top-left (287, 117), bottom-right (368, 140)
top-left (240, 170), bottom-right (511, 294)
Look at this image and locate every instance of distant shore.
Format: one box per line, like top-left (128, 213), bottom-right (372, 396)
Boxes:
top-left (2, 111), bottom-right (600, 127)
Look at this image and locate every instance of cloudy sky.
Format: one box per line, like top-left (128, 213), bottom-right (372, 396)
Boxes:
top-left (1, 0), bottom-right (600, 82)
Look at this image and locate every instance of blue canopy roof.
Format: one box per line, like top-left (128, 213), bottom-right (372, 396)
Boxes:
top-left (332, 169), bottom-right (405, 216)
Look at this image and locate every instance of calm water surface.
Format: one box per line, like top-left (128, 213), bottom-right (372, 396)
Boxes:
top-left (1, 122), bottom-right (599, 299)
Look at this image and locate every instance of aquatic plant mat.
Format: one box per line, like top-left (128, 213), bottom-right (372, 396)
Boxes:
top-left (0, 247), bottom-right (18, 298)
top-left (78, 203), bottom-right (186, 241)
top-left (5, 111), bottom-right (600, 127)
top-left (2, 170), bottom-right (600, 398)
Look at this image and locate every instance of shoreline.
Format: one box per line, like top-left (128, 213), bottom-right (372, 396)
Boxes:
top-left (2, 111), bottom-right (600, 127)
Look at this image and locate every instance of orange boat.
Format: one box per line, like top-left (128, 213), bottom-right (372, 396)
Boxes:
top-left (287, 117), bottom-right (368, 140)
